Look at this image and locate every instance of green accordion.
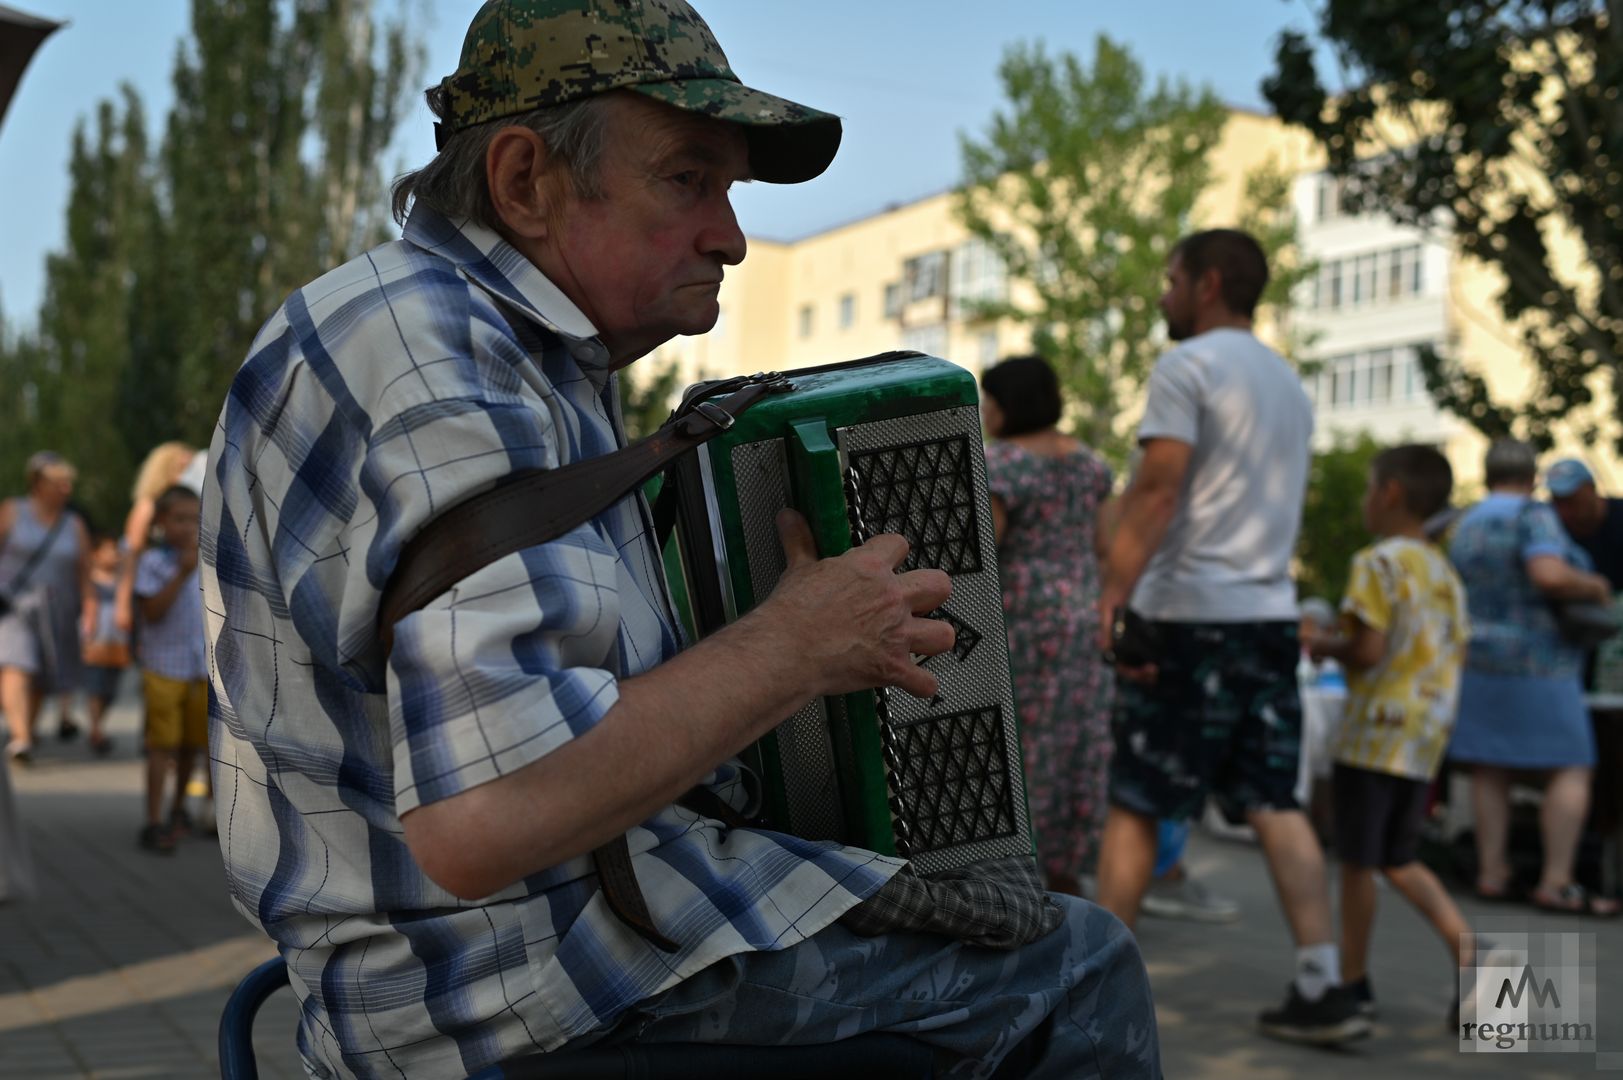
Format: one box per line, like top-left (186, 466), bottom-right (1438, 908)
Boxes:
top-left (661, 352), bottom-right (1033, 875)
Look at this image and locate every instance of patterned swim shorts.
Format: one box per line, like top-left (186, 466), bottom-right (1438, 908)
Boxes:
top-left (1108, 618), bottom-right (1303, 823)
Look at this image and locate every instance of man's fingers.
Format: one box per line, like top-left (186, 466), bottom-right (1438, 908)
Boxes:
top-left (890, 660), bottom-right (939, 700)
top-left (858, 531), bottom-right (911, 570)
top-left (901, 568), bottom-right (951, 613)
top-left (907, 615), bottom-right (957, 658)
top-left (775, 509), bottom-right (818, 568)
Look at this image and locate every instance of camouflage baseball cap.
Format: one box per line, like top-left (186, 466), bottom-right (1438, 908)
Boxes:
top-left (438, 0), bottom-right (842, 184)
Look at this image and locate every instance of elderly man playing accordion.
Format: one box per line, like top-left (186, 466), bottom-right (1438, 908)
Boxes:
top-left (200, 2), bottom-right (1159, 1077)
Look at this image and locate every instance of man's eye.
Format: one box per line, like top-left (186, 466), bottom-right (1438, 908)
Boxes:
top-left (671, 171), bottom-right (700, 188)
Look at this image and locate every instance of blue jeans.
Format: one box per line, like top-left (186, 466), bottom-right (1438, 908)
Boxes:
top-left (579, 894), bottom-right (1161, 1078)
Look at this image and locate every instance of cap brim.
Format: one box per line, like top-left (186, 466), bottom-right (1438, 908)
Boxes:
top-left (630, 79), bottom-right (842, 184)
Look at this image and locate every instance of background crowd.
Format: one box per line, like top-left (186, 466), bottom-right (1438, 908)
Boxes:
top-left (981, 251), bottom-right (1622, 1043)
top-left (0, 440), bottom-right (211, 892)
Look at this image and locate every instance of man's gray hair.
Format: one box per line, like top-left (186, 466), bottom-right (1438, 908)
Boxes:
top-left (1484, 437), bottom-right (1537, 489)
top-left (391, 86), bottom-right (616, 228)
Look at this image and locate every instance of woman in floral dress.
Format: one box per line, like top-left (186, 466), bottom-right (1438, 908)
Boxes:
top-left (982, 356), bottom-right (1114, 895)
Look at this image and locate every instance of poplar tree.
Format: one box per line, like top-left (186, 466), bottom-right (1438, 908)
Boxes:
top-left (0, 0), bottom-right (417, 527)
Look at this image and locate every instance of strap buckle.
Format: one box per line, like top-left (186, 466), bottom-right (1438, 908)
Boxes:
top-left (691, 400), bottom-right (735, 431)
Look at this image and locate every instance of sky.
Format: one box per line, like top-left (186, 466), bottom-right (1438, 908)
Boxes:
top-left (0, 0), bottom-right (1326, 326)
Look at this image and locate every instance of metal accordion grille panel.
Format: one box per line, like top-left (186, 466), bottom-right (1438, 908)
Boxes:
top-left (890, 706), bottom-right (1016, 850)
top-left (727, 404), bottom-right (1030, 876)
top-left (847, 437), bottom-right (984, 575)
top-left (840, 407), bottom-right (1028, 875)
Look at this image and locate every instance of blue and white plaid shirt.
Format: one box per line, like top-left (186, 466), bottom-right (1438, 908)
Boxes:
top-left (202, 204), bottom-right (903, 1080)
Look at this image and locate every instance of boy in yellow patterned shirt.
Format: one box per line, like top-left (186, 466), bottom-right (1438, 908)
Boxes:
top-left (1308, 444), bottom-right (1475, 1021)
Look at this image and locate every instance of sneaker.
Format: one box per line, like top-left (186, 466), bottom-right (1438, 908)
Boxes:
top-left (1258, 983), bottom-right (1372, 1046)
top-left (169, 807), bottom-right (194, 840)
top-left (1141, 876), bottom-right (1241, 923)
top-left (55, 717), bottom-right (81, 742)
top-left (6, 742), bottom-right (32, 766)
top-left (1343, 975), bottom-right (1377, 1018)
top-left (137, 824), bottom-right (176, 854)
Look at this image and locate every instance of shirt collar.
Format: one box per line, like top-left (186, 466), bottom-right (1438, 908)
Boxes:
top-left (402, 202), bottom-right (608, 367)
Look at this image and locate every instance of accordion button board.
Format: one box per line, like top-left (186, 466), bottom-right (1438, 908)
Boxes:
top-left (665, 353), bottom-right (1034, 877)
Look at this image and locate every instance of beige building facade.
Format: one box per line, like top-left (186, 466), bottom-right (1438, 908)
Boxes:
top-left (642, 108), bottom-right (1618, 493)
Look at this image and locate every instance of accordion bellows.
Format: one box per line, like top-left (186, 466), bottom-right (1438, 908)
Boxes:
top-left (662, 352), bottom-right (1034, 876)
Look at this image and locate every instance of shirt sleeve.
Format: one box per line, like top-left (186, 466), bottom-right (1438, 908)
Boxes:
top-left (1519, 501), bottom-right (1570, 561)
top-left (367, 360), bottom-right (628, 816)
top-left (134, 550), bottom-right (169, 599)
top-left (1137, 350), bottom-right (1201, 447)
top-left (1341, 547), bottom-right (1393, 634)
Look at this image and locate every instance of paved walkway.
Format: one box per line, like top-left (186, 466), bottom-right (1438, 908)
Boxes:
top-left (2, 688), bottom-right (1618, 1077)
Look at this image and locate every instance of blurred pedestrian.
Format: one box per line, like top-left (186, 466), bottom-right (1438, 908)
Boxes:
top-left (1, 452), bottom-right (92, 764)
top-left (115, 442), bottom-right (196, 635)
top-left (80, 531), bottom-right (130, 755)
top-left (1095, 229), bottom-right (1366, 1044)
top-left (1547, 459), bottom-right (1623, 592)
top-left (981, 354), bottom-right (1114, 896)
top-left (1447, 439), bottom-right (1618, 916)
top-left (134, 486), bottom-right (206, 853)
top-left (1307, 445), bottom-right (1477, 1018)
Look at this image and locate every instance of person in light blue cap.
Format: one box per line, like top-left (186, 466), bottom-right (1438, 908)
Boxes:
top-left (1547, 458), bottom-right (1623, 594)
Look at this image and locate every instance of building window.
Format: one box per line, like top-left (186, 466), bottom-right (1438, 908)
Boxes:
top-left (978, 330), bottom-right (999, 367)
top-left (901, 323), bottom-right (948, 359)
top-left (904, 251), bottom-right (947, 303)
top-left (839, 292), bottom-right (855, 329)
top-left (798, 304), bottom-right (814, 339)
top-left (1387, 248), bottom-right (1407, 300)
top-left (1311, 244), bottom-right (1427, 311)
top-left (951, 236), bottom-right (1008, 318)
top-left (1315, 174), bottom-right (1353, 223)
top-left (1367, 348), bottom-right (1394, 404)
top-left (1308, 342), bottom-right (1437, 412)
top-left (883, 282), bottom-right (903, 318)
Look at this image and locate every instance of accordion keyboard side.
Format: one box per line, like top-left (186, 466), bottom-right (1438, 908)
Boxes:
top-left (731, 438), bottom-right (848, 842)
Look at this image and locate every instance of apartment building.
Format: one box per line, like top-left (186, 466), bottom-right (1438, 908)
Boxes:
top-left (643, 108), bottom-right (1616, 490)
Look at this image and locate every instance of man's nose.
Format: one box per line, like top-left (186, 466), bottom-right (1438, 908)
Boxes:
top-left (699, 193), bottom-right (747, 266)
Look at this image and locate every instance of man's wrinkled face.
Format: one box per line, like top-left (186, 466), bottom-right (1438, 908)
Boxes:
top-left (544, 94), bottom-right (749, 365)
top-left (1159, 253), bottom-right (1198, 342)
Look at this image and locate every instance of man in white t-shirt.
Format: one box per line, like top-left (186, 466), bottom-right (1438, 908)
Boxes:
top-left (1095, 229), bottom-right (1369, 1046)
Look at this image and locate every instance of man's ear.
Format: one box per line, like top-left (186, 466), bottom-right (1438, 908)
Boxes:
top-left (486, 127), bottom-right (556, 241)
top-left (1197, 267), bottom-right (1224, 308)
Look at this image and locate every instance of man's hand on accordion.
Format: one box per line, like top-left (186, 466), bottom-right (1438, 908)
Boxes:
top-left (755, 509), bottom-right (956, 701)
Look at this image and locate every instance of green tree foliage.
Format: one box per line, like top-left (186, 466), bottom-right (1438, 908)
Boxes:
top-left (1296, 433), bottom-right (1383, 604)
top-left (957, 36), bottom-right (1311, 460)
top-left (0, 0), bottom-right (417, 529)
top-left (1264, 2), bottom-right (1623, 452)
